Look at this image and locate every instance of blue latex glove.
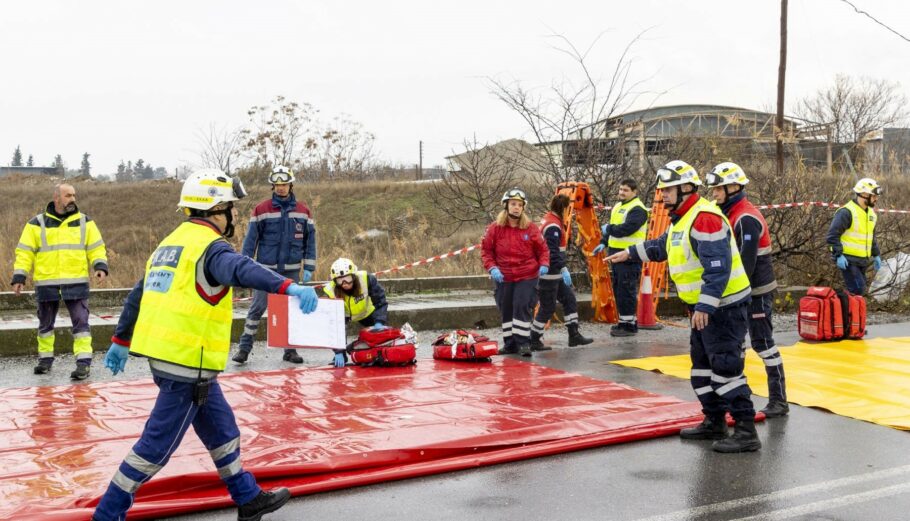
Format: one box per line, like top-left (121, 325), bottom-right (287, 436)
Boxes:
top-left (873, 256), bottom-right (882, 271)
top-left (601, 223), bottom-right (608, 235)
top-left (538, 266), bottom-right (549, 278)
top-left (836, 255), bottom-right (849, 270)
top-left (301, 270), bottom-right (313, 283)
top-left (560, 267), bottom-right (572, 286)
top-left (489, 267), bottom-right (504, 283)
top-left (104, 343), bottom-right (129, 375)
top-left (333, 351), bottom-right (347, 368)
top-left (371, 321), bottom-right (388, 331)
top-left (592, 244), bottom-right (605, 255)
top-left (286, 283), bottom-right (318, 314)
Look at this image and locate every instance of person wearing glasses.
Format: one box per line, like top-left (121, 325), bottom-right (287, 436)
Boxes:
top-left (606, 161), bottom-right (759, 453)
top-left (94, 169), bottom-right (317, 521)
top-left (530, 193), bottom-right (592, 350)
top-left (826, 177), bottom-right (882, 295)
top-left (232, 165), bottom-right (317, 365)
top-left (481, 188), bottom-right (549, 357)
top-left (592, 178), bottom-right (649, 337)
top-left (705, 162), bottom-right (788, 419)
top-left (322, 257), bottom-right (389, 367)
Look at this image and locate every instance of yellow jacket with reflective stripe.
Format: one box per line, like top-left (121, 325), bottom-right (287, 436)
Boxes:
top-left (13, 207), bottom-right (107, 286)
top-left (839, 200), bottom-right (877, 258)
top-left (322, 271), bottom-right (375, 322)
top-left (608, 197), bottom-right (648, 249)
top-left (130, 222), bottom-right (233, 371)
top-left (666, 198), bottom-right (751, 307)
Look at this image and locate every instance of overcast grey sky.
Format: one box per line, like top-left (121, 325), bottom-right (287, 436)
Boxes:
top-left (2, 0), bottom-right (908, 177)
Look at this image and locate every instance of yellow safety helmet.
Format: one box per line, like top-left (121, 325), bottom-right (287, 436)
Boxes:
top-left (656, 160), bottom-right (701, 189)
top-left (705, 162), bottom-right (750, 187)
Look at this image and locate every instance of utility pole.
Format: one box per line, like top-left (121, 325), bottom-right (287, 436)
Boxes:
top-left (776, 0), bottom-right (788, 177)
top-left (418, 140), bottom-right (424, 180)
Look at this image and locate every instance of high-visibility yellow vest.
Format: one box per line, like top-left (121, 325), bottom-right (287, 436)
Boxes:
top-left (667, 198), bottom-right (751, 307)
top-left (839, 200), bottom-right (877, 258)
top-left (608, 197), bottom-right (648, 249)
top-left (13, 209), bottom-right (107, 286)
top-left (323, 271), bottom-right (375, 322)
top-left (130, 222), bottom-right (233, 371)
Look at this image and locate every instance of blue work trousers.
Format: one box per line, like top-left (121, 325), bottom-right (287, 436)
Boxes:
top-left (239, 269), bottom-right (300, 353)
top-left (93, 376), bottom-right (260, 520)
top-left (611, 261), bottom-right (642, 324)
top-left (840, 263), bottom-right (869, 295)
top-left (748, 293), bottom-right (786, 402)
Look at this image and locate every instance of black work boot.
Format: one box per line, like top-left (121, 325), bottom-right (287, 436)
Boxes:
top-left (519, 342), bottom-right (532, 357)
top-left (34, 357), bottom-right (53, 375)
top-left (238, 487), bottom-right (291, 521)
top-left (567, 323), bottom-right (593, 346)
top-left (712, 419), bottom-right (761, 453)
top-left (282, 350), bottom-right (303, 364)
top-left (70, 363), bottom-right (91, 380)
top-left (529, 332), bottom-right (550, 351)
top-left (232, 349), bottom-right (250, 364)
top-left (761, 400), bottom-right (790, 418)
top-left (679, 415), bottom-right (729, 440)
top-left (498, 341), bottom-right (518, 355)
top-left (610, 322), bottom-right (638, 337)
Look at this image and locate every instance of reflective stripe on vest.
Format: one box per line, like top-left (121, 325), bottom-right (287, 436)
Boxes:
top-left (839, 200), bottom-right (876, 258)
top-left (323, 271), bottom-right (375, 322)
top-left (32, 213), bottom-right (91, 283)
top-left (130, 222), bottom-right (233, 371)
top-left (608, 197), bottom-right (648, 249)
top-left (666, 198), bottom-right (751, 306)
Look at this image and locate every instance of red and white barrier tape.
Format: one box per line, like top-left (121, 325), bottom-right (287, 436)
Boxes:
top-left (374, 244), bottom-right (480, 277)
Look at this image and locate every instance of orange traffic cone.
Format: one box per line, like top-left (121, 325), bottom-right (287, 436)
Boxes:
top-left (638, 268), bottom-right (663, 330)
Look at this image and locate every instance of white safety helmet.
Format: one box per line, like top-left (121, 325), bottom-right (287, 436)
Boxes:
top-left (179, 169), bottom-right (247, 210)
top-left (656, 160), bottom-right (702, 189)
top-left (501, 188), bottom-right (527, 206)
top-left (269, 165), bottom-right (295, 184)
top-left (705, 162), bottom-right (750, 187)
top-left (853, 177), bottom-right (882, 196)
top-left (330, 258), bottom-right (358, 280)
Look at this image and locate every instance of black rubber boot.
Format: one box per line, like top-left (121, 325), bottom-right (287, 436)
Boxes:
top-left (238, 487), bottom-right (291, 521)
top-left (610, 322), bottom-right (638, 337)
top-left (519, 342), bottom-right (532, 357)
top-left (712, 419), bottom-right (762, 453)
top-left (567, 323), bottom-right (593, 346)
top-left (232, 349), bottom-right (250, 364)
top-left (761, 400), bottom-right (790, 418)
top-left (679, 415), bottom-right (729, 440)
top-left (529, 332), bottom-right (550, 351)
top-left (282, 350), bottom-right (304, 364)
top-left (34, 357), bottom-right (53, 375)
top-left (498, 341), bottom-right (518, 355)
top-left (70, 363), bottom-right (91, 380)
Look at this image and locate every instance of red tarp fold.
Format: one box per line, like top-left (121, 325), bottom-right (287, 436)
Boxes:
top-left (1, 359), bottom-right (703, 520)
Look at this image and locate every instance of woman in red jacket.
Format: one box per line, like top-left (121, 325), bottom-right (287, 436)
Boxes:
top-left (481, 189), bottom-right (549, 356)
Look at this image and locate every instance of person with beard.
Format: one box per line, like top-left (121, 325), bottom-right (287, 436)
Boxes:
top-left (322, 257), bottom-right (389, 367)
top-left (706, 162), bottom-right (788, 419)
top-left (530, 193), bottom-right (592, 350)
top-left (12, 183), bottom-right (108, 380)
top-left (606, 161), bottom-right (759, 453)
top-left (93, 169), bottom-right (317, 521)
top-left (481, 189), bottom-right (549, 357)
top-left (826, 177), bottom-right (882, 295)
top-left (232, 165), bottom-right (316, 365)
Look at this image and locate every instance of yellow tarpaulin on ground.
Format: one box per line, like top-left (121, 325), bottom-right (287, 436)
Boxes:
top-left (613, 336), bottom-right (910, 430)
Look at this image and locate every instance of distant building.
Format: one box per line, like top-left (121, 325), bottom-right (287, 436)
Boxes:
top-left (863, 128), bottom-right (910, 175)
top-left (0, 166), bottom-right (60, 178)
top-left (445, 139), bottom-right (548, 180)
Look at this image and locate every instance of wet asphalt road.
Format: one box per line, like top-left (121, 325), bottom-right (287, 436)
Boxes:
top-left (6, 321), bottom-right (910, 521)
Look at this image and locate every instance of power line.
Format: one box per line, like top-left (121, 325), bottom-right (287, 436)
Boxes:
top-left (838, 0), bottom-right (910, 43)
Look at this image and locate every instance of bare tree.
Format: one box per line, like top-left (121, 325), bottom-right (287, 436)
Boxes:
top-left (196, 123), bottom-right (244, 173)
top-left (429, 137), bottom-right (520, 230)
top-left (239, 96), bottom-right (317, 168)
top-left (301, 115), bottom-right (377, 181)
top-left (795, 75), bottom-right (909, 144)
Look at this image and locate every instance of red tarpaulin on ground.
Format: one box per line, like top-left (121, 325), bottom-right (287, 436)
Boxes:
top-left (2, 359), bottom-right (703, 520)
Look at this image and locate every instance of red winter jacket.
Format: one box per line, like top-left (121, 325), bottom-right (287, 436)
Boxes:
top-left (481, 221), bottom-right (549, 282)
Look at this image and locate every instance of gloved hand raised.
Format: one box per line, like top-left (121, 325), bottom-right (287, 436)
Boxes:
top-left (601, 223), bottom-right (609, 236)
top-left (538, 265), bottom-right (549, 278)
top-left (301, 271), bottom-right (313, 283)
top-left (489, 267), bottom-right (504, 283)
top-left (333, 351), bottom-right (347, 368)
top-left (286, 283), bottom-right (318, 314)
top-left (104, 343), bottom-right (129, 375)
top-left (592, 244), bottom-right (605, 255)
top-left (836, 255), bottom-right (849, 270)
top-left (873, 256), bottom-right (882, 271)
top-left (560, 267), bottom-right (572, 287)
